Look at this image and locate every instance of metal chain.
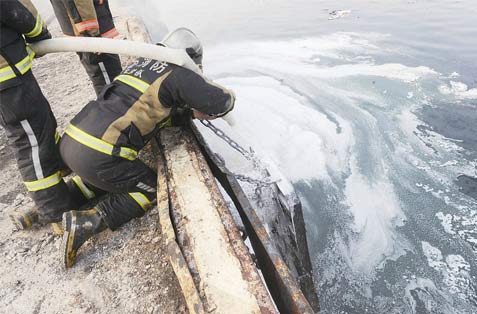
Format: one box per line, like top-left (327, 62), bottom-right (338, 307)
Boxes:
top-left (199, 120), bottom-right (254, 161)
top-left (199, 120), bottom-right (276, 207)
top-left (213, 153), bottom-right (270, 208)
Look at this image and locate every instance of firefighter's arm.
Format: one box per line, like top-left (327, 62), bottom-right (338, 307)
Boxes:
top-left (0, 0), bottom-right (52, 43)
top-left (64, 0), bottom-right (100, 37)
top-left (165, 67), bottom-right (235, 118)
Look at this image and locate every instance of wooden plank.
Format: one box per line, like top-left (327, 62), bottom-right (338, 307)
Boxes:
top-left (155, 140), bottom-right (206, 314)
top-left (190, 123), bottom-right (318, 313)
top-left (122, 19), bottom-right (205, 313)
top-left (160, 127), bottom-right (277, 314)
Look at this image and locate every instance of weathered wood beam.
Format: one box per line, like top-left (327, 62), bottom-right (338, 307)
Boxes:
top-left (158, 127), bottom-right (277, 314)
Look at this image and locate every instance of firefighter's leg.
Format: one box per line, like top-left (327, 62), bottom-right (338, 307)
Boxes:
top-left (78, 52), bottom-right (121, 96)
top-left (51, 0), bottom-right (121, 95)
top-left (61, 190), bottom-right (155, 268)
top-left (49, 0), bottom-right (76, 36)
top-left (60, 156), bottom-right (156, 267)
top-left (82, 1), bottom-right (122, 96)
top-left (66, 175), bottom-right (107, 210)
top-left (97, 190), bottom-right (156, 231)
top-left (0, 73), bottom-right (72, 225)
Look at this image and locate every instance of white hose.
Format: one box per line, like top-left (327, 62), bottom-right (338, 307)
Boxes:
top-left (30, 37), bottom-right (201, 74)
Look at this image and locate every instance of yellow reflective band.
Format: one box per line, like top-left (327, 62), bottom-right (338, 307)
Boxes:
top-left (0, 65), bottom-right (14, 74)
top-left (129, 192), bottom-right (152, 212)
top-left (65, 124), bottom-right (137, 161)
top-left (0, 48), bottom-right (35, 83)
top-left (26, 46), bottom-right (36, 59)
top-left (115, 74), bottom-right (150, 93)
top-left (24, 171), bottom-right (62, 192)
top-left (159, 117), bottom-right (172, 129)
top-left (72, 176), bottom-right (95, 200)
top-left (55, 130), bottom-right (61, 144)
top-left (0, 69), bottom-right (16, 82)
top-left (119, 147), bottom-right (137, 160)
top-left (25, 13), bottom-right (43, 38)
top-left (16, 55), bottom-right (33, 75)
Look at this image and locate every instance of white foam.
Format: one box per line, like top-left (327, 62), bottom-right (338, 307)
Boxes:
top-left (202, 32), bottom-right (475, 301)
top-left (449, 72), bottom-right (460, 78)
top-left (207, 32), bottom-right (386, 65)
top-left (343, 158), bottom-right (407, 273)
top-left (438, 81), bottom-right (477, 99)
top-left (207, 33), bottom-right (437, 83)
top-left (421, 241), bottom-right (472, 299)
top-left (204, 33), bottom-right (441, 275)
top-left (436, 212), bottom-right (456, 235)
top-left (212, 75), bottom-right (353, 182)
top-left (404, 278), bottom-right (438, 312)
top-left (403, 277), bottom-right (459, 314)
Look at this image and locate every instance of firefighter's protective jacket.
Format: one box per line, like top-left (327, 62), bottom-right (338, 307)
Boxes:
top-left (65, 57), bottom-right (235, 160)
top-left (0, 0), bottom-right (51, 90)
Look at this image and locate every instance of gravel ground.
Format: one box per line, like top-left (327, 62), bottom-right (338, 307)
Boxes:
top-left (0, 21), bottom-right (186, 314)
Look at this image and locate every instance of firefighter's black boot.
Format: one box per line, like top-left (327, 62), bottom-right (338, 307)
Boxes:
top-left (61, 208), bottom-right (106, 268)
top-left (9, 208), bottom-right (39, 230)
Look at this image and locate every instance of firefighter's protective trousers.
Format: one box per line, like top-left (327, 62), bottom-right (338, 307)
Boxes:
top-left (0, 71), bottom-right (72, 222)
top-left (50, 0), bottom-right (122, 95)
top-left (1, 0), bottom-right (72, 222)
top-left (60, 134), bottom-right (156, 230)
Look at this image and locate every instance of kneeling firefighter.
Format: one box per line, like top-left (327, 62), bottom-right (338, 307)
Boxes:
top-left (59, 28), bottom-right (235, 267)
top-left (1, 0), bottom-right (73, 229)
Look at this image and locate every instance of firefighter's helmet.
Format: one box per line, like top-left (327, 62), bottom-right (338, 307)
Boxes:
top-left (162, 28), bottom-right (203, 68)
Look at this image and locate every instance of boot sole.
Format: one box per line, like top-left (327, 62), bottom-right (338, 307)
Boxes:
top-left (60, 212), bottom-right (77, 268)
top-left (9, 214), bottom-right (23, 231)
top-left (9, 213), bottom-right (32, 231)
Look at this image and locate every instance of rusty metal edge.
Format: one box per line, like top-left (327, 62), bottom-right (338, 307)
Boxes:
top-left (189, 122), bottom-right (318, 314)
top-left (153, 138), bottom-right (206, 314)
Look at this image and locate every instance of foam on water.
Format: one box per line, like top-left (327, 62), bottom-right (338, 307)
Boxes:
top-left (439, 81), bottom-right (477, 100)
top-left (203, 31), bottom-right (476, 313)
top-left (207, 32), bottom-right (436, 271)
top-left (211, 75), bottom-right (352, 183)
top-left (343, 157), bottom-right (406, 273)
top-left (403, 278), bottom-right (456, 314)
top-left (422, 242), bottom-right (473, 300)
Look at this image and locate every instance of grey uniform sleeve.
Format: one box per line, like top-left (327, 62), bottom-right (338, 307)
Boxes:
top-left (162, 66), bottom-right (235, 117)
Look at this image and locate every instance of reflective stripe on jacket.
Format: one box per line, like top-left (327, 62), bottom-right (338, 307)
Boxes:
top-left (68, 57), bottom-right (235, 154)
top-left (65, 124), bottom-right (138, 160)
top-left (0, 0), bottom-right (51, 89)
top-left (0, 47), bottom-right (35, 83)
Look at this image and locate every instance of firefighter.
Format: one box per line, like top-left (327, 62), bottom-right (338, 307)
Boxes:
top-left (59, 28), bottom-right (235, 268)
top-left (1, 0), bottom-right (72, 229)
top-left (50, 0), bottom-right (122, 95)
